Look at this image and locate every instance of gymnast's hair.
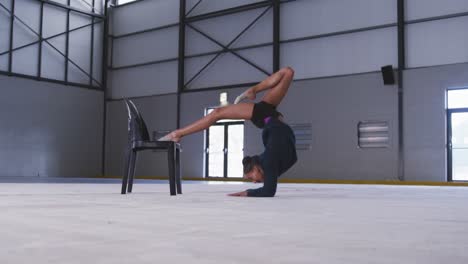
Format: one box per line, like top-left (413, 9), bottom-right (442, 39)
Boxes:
top-left (242, 155), bottom-right (261, 174)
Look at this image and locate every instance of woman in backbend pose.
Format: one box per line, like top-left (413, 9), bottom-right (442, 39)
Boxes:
top-left (159, 67), bottom-right (297, 197)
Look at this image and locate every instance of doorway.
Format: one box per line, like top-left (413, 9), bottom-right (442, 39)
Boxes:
top-left (447, 89), bottom-right (468, 181)
top-left (204, 108), bottom-right (244, 178)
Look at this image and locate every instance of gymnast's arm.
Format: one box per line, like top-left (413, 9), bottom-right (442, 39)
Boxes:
top-left (246, 164), bottom-right (279, 197)
top-left (227, 160), bottom-right (279, 198)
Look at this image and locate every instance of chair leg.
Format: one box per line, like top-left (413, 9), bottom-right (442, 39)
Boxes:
top-left (176, 146), bottom-right (182, 194)
top-left (121, 147), bottom-right (132, 194)
top-left (127, 151), bottom-right (137, 193)
top-left (168, 143), bottom-right (176, 196)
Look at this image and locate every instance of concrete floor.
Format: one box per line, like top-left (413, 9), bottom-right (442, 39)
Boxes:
top-left (1, 178), bottom-right (467, 264)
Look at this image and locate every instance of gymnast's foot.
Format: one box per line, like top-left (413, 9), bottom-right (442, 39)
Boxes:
top-left (158, 131), bottom-right (181, 143)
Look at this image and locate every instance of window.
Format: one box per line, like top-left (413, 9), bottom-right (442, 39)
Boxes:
top-left (447, 89), bottom-right (468, 109)
top-left (118, 0), bottom-right (137, 5)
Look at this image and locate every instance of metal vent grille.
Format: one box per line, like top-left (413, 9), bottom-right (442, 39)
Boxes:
top-left (358, 121), bottom-right (389, 148)
top-left (290, 123), bottom-right (312, 150)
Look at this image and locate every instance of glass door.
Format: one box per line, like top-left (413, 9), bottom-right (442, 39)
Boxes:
top-left (205, 121), bottom-right (244, 178)
top-left (447, 110), bottom-right (468, 181)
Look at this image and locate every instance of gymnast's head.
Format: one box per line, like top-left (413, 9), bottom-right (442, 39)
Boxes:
top-left (242, 155), bottom-right (264, 183)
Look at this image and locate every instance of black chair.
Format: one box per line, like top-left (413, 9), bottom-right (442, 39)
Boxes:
top-left (122, 99), bottom-right (182, 196)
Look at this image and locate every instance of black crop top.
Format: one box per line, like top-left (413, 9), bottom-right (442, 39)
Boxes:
top-left (251, 101), bottom-right (281, 128)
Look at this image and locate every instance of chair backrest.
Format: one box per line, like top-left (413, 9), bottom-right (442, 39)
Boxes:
top-left (124, 99), bottom-right (150, 142)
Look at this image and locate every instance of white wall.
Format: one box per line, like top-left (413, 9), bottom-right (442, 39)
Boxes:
top-left (406, 0), bottom-right (468, 20)
top-left (186, 0), bottom-right (263, 17)
top-left (105, 0), bottom-right (468, 182)
top-left (112, 0), bottom-right (179, 36)
top-left (281, 27), bottom-right (398, 79)
top-left (407, 16), bottom-right (468, 68)
top-left (404, 63), bottom-right (468, 181)
top-left (281, 0), bottom-right (397, 40)
top-left (0, 0), bottom-right (11, 70)
top-left (0, 76), bottom-right (104, 177)
top-left (109, 0), bottom-right (468, 97)
top-left (109, 0), bottom-right (179, 99)
top-left (0, 0), bottom-right (105, 178)
top-left (0, 0), bottom-right (104, 85)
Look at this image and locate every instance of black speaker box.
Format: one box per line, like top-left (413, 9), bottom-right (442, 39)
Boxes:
top-left (381, 65), bottom-right (395, 85)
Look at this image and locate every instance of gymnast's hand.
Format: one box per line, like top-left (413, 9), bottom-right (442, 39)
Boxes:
top-left (227, 191), bottom-right (248, 197)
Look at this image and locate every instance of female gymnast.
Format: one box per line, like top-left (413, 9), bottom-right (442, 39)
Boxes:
top-left (159, 67), bottom-right (297, 197)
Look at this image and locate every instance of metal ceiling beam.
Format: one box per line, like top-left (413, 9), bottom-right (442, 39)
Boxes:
top-left (185, 0), bottom-right (271, 23)
top-left (39, 0), bottom-right (104, 18)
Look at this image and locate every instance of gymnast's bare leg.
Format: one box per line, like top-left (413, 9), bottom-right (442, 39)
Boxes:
top-left (158, 67), bottom-right (294, 142)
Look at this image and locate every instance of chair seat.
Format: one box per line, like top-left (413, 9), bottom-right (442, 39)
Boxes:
top-left (132, 140), bottom-right (181, 150)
